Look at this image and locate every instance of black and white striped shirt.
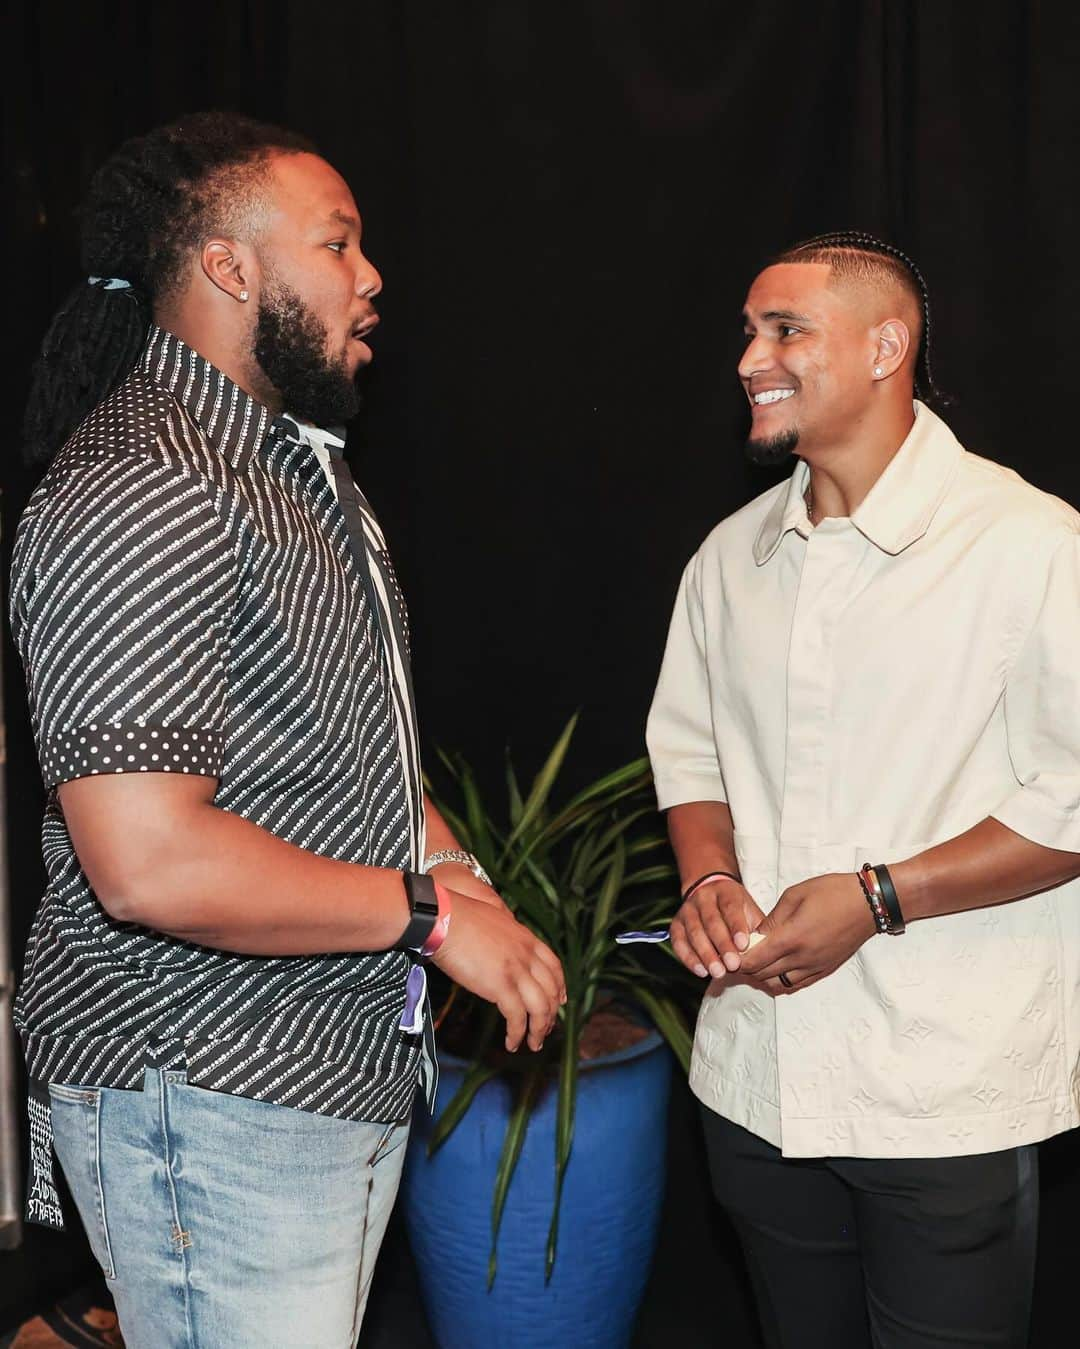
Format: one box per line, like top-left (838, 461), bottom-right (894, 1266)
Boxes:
top-left (10, 327), bottom-right (430, 1147)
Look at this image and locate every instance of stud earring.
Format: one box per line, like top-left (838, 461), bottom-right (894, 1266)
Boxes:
top-left (873, 366), bottom-right (883, 376)
top-left (239, 289), bottom-right (249, 303)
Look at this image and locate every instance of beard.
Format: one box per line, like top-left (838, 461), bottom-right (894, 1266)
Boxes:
top-left (745, 425), bottom-right (800, 466)
top-left (253, 279), bottom-right (361, 426)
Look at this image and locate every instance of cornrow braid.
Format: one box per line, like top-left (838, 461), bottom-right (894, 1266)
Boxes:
top-left (775, 230), bottom-right (949, 406)
top-left (22, 111), bottom-right (317, 467)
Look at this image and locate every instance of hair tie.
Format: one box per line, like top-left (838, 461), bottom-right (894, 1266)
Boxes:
top-left (88, 276), bottom-right (132, 291)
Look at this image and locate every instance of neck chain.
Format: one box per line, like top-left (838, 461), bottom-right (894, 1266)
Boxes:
top-left (804, 479), bottom-right (815, 524)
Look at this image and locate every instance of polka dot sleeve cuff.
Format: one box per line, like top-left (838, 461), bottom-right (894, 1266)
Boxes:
top-left (40, 723), bottom-right (225, 789)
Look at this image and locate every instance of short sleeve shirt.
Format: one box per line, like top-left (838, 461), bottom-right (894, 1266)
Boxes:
top-left (647, 402), bottom-right (1080, 1159)
top-left (10, 326), bottom-right (428, 1135)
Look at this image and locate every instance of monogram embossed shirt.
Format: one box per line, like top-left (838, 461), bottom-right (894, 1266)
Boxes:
top-left (647, 401), bottom-right (1080, 1159)
top-left (10, 327), bottom-right (429, 1155)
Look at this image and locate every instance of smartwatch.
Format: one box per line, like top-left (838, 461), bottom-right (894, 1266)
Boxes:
top-left (396, 871), bottom-right (440, 951)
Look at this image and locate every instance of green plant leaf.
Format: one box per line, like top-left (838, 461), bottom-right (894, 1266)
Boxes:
top-left (509, 774), bottom-right (653, 883)
top-left (621, 863), bottom-right (679, 889)
top-left (427, 1008), bottom-right (502, 1154)
top-left (487, 1066), bottom-right (545, 1288)
top-left (557, 756), bottom-right (652, 815)
top-left (459, 761), bottom-right (495, 869)
top-left (517, 853), bottom-right (561, 907)
top-left (431, 748), bottom-right (461, 784)
top-left (502, 713), bottom-right (579, 858)
top-left (503, 881), bottom-right (558, 931)
top-left (625, 834), bottom-right (670, 857)
top-left (589, 805), bottom-right (652, 854)
top-left (533, 772), bottom-right (651, 853)
top-left (434, 801), bottom-right (474, 853)
top-left (503, 895), bottom-right (561, 954)
top-left (505, 750), bottom-right (524, 828)
top-left (427, 1061), bottom-right (499, 1155)
top-left (582, 809), bottom-right (656, 887)
top-left (590, 834), bottom-right (627, 943)
top-left (568, 825), bottom-right (603, 892)
top-left (545, 999), bottom-right (581, 1282)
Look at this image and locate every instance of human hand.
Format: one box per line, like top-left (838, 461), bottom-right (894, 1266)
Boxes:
top-left (431, 892), bottom-right (566, 1051)
top-left (737, 872), bottom-right (878, 993)
top-left (670, 877), bottom-right (767, 980)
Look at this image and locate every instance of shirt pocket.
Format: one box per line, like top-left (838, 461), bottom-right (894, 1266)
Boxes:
top-left (48, 1084), bottom-right (116, 1280)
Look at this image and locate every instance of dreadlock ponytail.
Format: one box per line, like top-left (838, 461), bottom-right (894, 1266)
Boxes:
top-left (22, 279), bottom-right (151, 466)
top-left (21, 111), bottom-right (316, 466)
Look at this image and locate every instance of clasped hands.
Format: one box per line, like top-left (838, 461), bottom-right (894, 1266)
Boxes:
top-left (670, 872), bottom-right (879, 994)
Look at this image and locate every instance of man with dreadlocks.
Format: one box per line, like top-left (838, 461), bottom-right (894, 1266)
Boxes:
top-left (647, 234), bottom-right (1080, 1346)
top-left (11, 112), bottom-right (565, 1347)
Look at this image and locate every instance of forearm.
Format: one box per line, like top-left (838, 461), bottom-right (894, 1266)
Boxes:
top-left (423, 794), bottom-right (502, 903)
top-left (424, 794), bottom-right (463, 854)
top-left (64, 784), bottom-right (411, 956)
top-left (666, 800), bottom-right (741, 890)
top-left (890, 816), bottom-right (1080, 922)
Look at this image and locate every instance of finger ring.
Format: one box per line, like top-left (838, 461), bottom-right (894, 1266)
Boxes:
top-left (778, 971), bottom-right (793, 988)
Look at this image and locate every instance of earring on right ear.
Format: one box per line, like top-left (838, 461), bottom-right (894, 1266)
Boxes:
top-left (873, 366), bottom-right (883, 377)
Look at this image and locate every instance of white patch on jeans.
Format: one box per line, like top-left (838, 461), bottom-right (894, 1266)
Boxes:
top-left (26, 1095), bottom-right (64, 1230)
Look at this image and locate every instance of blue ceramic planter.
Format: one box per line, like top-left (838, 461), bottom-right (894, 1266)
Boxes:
top-left (401, 1030), bottom-right (672, 1349)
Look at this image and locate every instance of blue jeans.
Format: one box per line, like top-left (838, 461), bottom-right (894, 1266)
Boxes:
top-left (48, 1069), bottom-right (411, 1348)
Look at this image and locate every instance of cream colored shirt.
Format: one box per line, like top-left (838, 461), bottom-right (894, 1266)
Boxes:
top-left (647, 402), bottom-right (1080, 1158)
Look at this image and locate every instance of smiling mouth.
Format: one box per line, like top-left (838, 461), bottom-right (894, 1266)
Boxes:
top-left (752, 389), bottom-right (795, 406)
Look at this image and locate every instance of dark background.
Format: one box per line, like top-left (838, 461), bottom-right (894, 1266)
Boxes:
top-left (3, 1), bottom-right (1079, 1342)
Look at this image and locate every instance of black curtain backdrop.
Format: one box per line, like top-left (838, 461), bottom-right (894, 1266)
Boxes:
top-left (4, 2), bottom-right (1080, 1341)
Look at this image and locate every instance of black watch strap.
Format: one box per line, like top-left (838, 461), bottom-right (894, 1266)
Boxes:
top-left (396, 871), bottom-right (440, 951)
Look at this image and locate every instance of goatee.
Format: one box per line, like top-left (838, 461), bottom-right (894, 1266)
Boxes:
top-left (254, 279), bottom-right (361, 426)
top-left (745, 426), bottom-right (800, 466)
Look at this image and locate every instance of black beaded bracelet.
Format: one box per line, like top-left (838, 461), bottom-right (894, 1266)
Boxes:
top-left (872, 863), bottom-right (906, 935)
top-left (856, 867), bottom-right (889, 934)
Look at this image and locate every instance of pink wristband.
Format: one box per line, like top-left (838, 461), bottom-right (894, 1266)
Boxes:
top-left (420, 881), bottom-right (452, 959)
top-left (683, 870), bottom-right (741, 903)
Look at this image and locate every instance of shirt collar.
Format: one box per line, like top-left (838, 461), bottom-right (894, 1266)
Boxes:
top-left (752, 400), bottom-right (963, 565)
top-left (139, 325), bottom-right (274, 470)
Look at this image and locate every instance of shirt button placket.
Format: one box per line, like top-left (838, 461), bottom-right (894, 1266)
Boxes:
top-left (775, 527), bottom-right (848, 1145)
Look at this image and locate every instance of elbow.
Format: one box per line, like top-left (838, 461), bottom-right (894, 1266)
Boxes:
top-left (86, 853), bottom-right (172, 926)
top-left (92, 875), bottom-right (154, 925)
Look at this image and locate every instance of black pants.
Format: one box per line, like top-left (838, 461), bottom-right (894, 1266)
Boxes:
top-left (701, 1108), bottom-right (1039, 1349)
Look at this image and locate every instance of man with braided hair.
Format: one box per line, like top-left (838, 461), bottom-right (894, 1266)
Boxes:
top-left (647, 233), bottom-right (1080, 1346)
top-left (12, 112), bottom-right (565, 1347)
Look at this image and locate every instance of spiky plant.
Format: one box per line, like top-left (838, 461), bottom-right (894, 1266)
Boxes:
top-left (425, 714), bottom-right (692, 1285)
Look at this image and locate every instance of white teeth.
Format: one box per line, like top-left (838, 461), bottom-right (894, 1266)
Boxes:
top-left (753, 389), bottom-right (795, 405)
